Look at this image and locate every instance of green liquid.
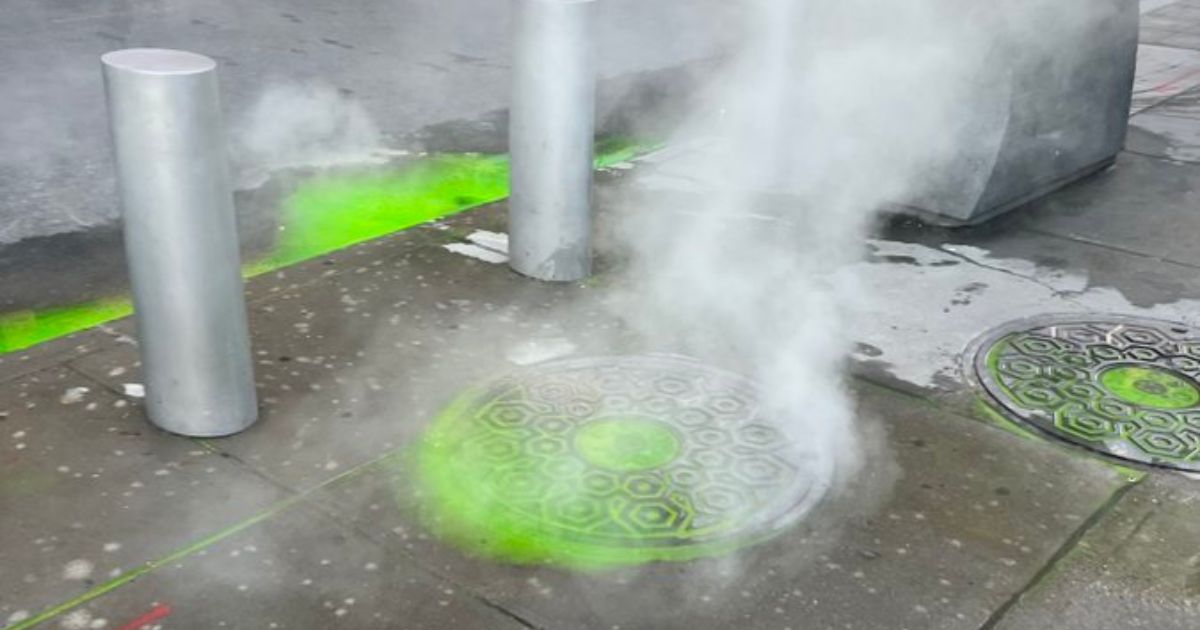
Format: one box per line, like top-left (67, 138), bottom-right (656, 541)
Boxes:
top-left (0, 140), bottom-right (653, 354)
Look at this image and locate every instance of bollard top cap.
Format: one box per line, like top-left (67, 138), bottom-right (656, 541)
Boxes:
top-left (101, 48), bottom-right (217, 76)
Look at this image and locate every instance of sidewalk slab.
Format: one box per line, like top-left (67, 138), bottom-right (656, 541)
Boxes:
top-left (1130, 85), bottom-right (1200, 162)
top-left (308, 381), bottom-right (1131, 630)
top-left (850, 205), bottom-right (1200, 397)
top-left (0, 367), bottom-right (288, 626)
top-left (1131, 44), bottom-right (1200, 114)
top-left (1010, 153), bottom-right (1200, 268)
top-left (993, 474), bottom-right (1200, 630)
top-left (609, 159), bottom-right (1200, 398)
top-left (45, 501), bottom-right (528, 630)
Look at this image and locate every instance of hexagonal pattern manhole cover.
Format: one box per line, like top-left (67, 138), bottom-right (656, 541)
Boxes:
top-left (415, 355), bottom-right (833, 568)
top-left (973, 315), bottom-right (1200, 471)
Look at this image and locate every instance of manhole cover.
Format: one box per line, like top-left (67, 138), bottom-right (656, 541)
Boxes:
top-left (973, 314), bottom-right (1200, 471)
top-left (416, 355), bottom-right (833, 568)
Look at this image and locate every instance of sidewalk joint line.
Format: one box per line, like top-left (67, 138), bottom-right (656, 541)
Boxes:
top-left (8, 447), bottom-right (396, 629)
top-left (975, 481), bottom-right (1140, 630)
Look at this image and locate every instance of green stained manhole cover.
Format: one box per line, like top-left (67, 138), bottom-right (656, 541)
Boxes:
top-left (416, 354), bottom-right (832, 569)
top-left (973, 315), bottom-right (1200, 471)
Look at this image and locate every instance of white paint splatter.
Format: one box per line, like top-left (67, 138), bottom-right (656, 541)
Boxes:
top-left (466, 230), bottom-right (509, 253)
top-left (506, 338), bottom-right (578, 366)
top-left (122, 383), bottom-right (145, 398)
top-left (59, 608), bottom-right (92, 629)
top-left (443, 243), bottom-right (508, 264)
top-left (60, 387), bottom-right (90, 405)
top-left (102, 542), bottom-right (121, 553)
top-left (106, 366), bottom-right (126, 377)
top-left (7, 611), bottom-right (30, 624)
top-left (62, 559), bottom-right (94, 581)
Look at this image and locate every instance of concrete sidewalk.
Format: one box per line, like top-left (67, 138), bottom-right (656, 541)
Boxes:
top-left (0, 192), bottom-right (1149, 630)
top-left (3, 1), bottom-right (1200, 629)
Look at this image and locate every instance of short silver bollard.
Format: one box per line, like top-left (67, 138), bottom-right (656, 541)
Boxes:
top-left (508, 0), bottom-right (597, 282)
top-left (102, 48), bottom-right (257, 437)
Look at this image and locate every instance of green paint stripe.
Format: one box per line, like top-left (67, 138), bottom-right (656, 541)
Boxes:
top-left (6, 498), bottom-right (301, 630)
top-left (9, 449), bottom-right (397, 629)
top-left (0, 140), bottom-right (656, 355)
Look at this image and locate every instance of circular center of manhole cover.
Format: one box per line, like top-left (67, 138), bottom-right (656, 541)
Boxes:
top-left (972, 315), bottom-right (1200, 471)
top-left (1099, 365), bottom-right (1200, 409)
top-left (415, 354), bottom-right (832, 568)
top-left (575, 417), bottom-right (681, 471)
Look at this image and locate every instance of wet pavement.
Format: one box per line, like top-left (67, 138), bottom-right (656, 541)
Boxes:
top-left (4, 1), bottom-right (1200, 629)
top-left (0, 198), bottom-right (1146, 629)
top-left (0, 0), bottom-right (728, 245)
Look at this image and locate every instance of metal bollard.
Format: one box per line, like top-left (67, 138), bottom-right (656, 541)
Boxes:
top-left (102, 48), bottom-right (257, 437)
top-left (508, 0), bottom-right (597, 282)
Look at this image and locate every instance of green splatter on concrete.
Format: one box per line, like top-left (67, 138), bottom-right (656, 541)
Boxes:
top-left (0, 140), bottom-right (655, 354)
top-left (411, 388), bottom-right (773, 571)
top-left (973, 397), bottom-right (1145, 483)
top-left (258, 153), bottom-right (510, 269)
top-left (972, 397), bottom-right (1042, 441)
top-left (0, 298), bottom-right (133, 354)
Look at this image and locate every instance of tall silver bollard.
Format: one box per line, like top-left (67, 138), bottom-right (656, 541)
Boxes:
top-left (509, 0), bottom-right (597, 282)
top-left (102, 49), bottom-right (257, 437)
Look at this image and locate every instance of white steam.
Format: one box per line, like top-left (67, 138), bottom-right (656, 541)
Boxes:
top-left (612, 0), bottom-right (1039, 487)
top-left (232, 82), bottom-right (384, 187)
